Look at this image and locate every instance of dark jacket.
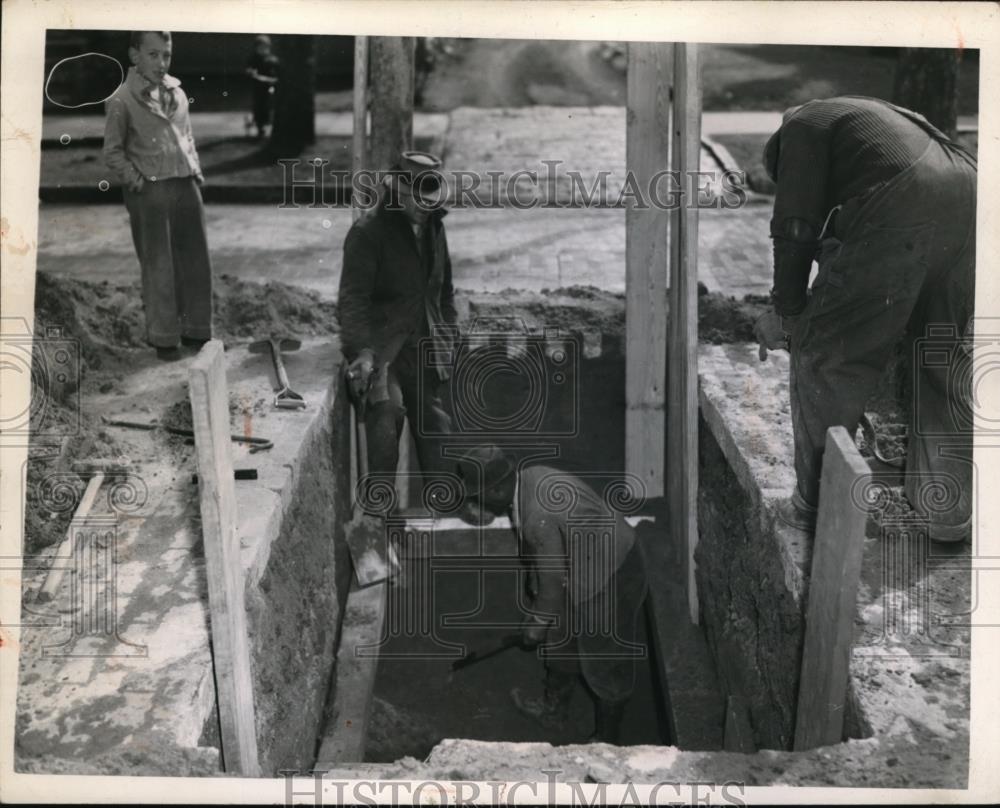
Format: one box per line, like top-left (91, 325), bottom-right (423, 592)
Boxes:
top-left (763, 96), bottom-right (935, 314)
top-left (515, 465), bottom-right (637, 614)
top-left (338, 201), bottom-right (457, 369)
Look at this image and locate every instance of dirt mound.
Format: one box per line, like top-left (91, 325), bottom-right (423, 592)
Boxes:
top-left (366, 697), bottom-right (441, 762)
top-left (465, 285), bottom-right (769, 345)
top-left (32, 271), bottom-right (339, 378)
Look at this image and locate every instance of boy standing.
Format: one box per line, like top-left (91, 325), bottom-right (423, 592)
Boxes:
top-left (104, 31), bottom-right (213, 360)
top-left (245, 35), bottom-right (280, 140)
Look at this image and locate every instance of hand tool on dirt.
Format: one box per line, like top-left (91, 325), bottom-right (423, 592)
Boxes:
top-left (36, 458), bottom-right (130, 603)
top-left (451, 634), bottom-right (524, 672)
top-left (249, 335), bottom-right (306, 410)
top-left (859, 412), bottom-right (905, 469)
top-left (101, 415), bottom-right (274, 453)
top-left (344, 398), bottom-right (399, 586)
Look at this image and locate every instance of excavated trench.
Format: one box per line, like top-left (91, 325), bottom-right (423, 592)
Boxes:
top-left (20, 275), bottom-right (967, 786)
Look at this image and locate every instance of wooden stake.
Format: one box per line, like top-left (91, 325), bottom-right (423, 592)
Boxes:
top-left (352, 35), bottom-right (368, 222)
top-left (189, 341), bottom-right (260, 776)
top-left (668, 42), bottom-right (703, 625)
top-left (625, 42), bottom-right (673, 499)
top-left (793, 426), bottom-right (870, 751)
top-left (369, 37), bottom-right (415, 173)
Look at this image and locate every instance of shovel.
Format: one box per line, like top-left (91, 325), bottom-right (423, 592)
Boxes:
top-left (345, 398), bottom-right (399, 586)
top-left (249, 335), bottom-right (306, 410)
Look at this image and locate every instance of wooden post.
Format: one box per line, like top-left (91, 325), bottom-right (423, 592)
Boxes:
top-left (625, 42), bottom-right (673, 499)
top-left (352, 35), bottom-right (368, 222)
top-left (369, 37), bottom-right (415, 173)
top-left (668, 43), bottom-right (703, 624)
top-left (793, 426), bottom-right (870, 751)
top-left (189, 341), bottom-right (260, 776)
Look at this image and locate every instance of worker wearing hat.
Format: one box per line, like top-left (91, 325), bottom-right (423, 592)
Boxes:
top-left (456, 446), bottom-right (649, 744)
top-left (339, 151), bottom-right (457, 505)
top-left (755, 97), bottom-right (976, 542)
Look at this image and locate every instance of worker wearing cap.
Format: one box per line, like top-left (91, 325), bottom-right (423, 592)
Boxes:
top-left (339, 151), bottom-right (457, 501)
top-left (456, 446), bottom-right (648, 744)
top-left (755, 96), bottom-right (976, 541)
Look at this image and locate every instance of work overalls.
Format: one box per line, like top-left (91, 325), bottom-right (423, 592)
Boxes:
top-left (791, 113), bottom-right (977, 540)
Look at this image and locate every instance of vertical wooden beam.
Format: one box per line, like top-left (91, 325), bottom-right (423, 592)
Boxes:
top-left (189, 341), bottom-right (260, 776)
top-left (625, 42), bottom-right (673, 499)
top-left (793, 426), bottom-right (870, 751)
top-left (668, 43), bottom-right (703, 624)
top-left (369, 36), bottom-right (415, 173)
top-left (352, 35), bottom-right (369, 223)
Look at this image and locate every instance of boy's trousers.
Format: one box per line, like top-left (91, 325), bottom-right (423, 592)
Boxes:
top-left (123, 177), bottom-right (213, 348)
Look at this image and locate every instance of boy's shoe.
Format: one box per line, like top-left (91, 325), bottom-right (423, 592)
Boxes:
top-left (181, 336), bottom-right (210, 348)
top-left (155, 346), bottom-right (182, 361)
top-left (776, 490), bottom-right (818, 533)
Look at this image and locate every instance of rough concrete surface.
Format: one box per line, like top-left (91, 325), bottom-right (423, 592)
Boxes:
top-left (694, 342), bottom-right (970, 786)
top-left (17, 337), bottom-right (350, 776)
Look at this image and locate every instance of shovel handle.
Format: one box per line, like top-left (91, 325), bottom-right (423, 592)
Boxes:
top-left (267, 339), bottom-right (292, 391)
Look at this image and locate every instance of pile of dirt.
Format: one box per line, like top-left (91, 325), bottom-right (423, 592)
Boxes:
top-left (365, 697), bottom-right (441, 762)
top-left (465, 285), bottom-right (770, 345)
top-left (32, 271), bottom-right (339, 383)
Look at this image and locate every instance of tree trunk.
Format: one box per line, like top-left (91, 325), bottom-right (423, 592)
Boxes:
top-left (269, 34), bottom-right (317, 157)
top-left (369, 37), bottom-right (415, 173)
top-left (892, 47), bottom-right (962, 138)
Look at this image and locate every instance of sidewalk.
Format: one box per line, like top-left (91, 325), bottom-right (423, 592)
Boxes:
top-left (40, 108), bottom-right (981, 145)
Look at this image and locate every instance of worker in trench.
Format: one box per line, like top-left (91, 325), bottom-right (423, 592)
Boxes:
top-left (455, 446), bottom-right (649, 744)
top-left (338, 151), bottom-right (457, 510)
top-left (754, 96), bottom-right (977, 542)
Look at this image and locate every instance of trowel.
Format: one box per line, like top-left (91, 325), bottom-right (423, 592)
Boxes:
top-left (345, 398), bottom-right (399, 586)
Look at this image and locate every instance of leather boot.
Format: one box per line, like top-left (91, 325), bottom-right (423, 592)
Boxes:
top-left (511, 669), bottom-right (576, 729)
top-left (591, 698), bottom-right (626, 744)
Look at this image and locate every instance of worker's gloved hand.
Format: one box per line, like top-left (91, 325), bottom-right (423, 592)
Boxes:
top-left (521, 614), bottom-right (554, 649)
top-left (128, 175), bottom-right (146, 194)
top-left (754, 311), bottom-right (798, 361)
top-left (345, 350), bottom-right (376, 402)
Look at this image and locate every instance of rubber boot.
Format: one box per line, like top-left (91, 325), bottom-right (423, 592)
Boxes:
top-left (511, 669), bottom-right (576, 729)
top-left (776, 488), bottom-right (818, 534)
top-left (591, 698), bottom-right (627, 744)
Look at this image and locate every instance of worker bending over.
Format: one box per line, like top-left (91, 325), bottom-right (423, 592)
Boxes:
top-left (457, 446), bottom-right (649, 744)
top-left (755, 96), bottom-right (976, 542)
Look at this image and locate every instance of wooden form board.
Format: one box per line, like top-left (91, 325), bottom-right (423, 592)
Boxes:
top-left (352, 35), bottom-right (368, 223)
top-left (793, 426), bottom-right (870, 751)
top-left (667, 43), bottom-right (703, 625)
top-left (189, 340), bottom-right (260, 776)
top-left (369, 37), bottom-right (415, 173)
top-left (315, 581), bottom-right (388, 765)
top-left (625, 42), bottom-right (672, 498)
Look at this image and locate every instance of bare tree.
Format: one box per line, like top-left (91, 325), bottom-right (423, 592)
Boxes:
top-left (892, 47), bottom-right (962, 138)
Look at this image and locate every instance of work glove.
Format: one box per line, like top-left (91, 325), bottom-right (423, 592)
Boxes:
top-left (345, 350), bottom-right (376, 403)
top-left (520, 614), bottom-right (554, 649)
top-left (128, 175), bottom-right (146, 193)
top-left (754, 311), bottom-right (799, 361)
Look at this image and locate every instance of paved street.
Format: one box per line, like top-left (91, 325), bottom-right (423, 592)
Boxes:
top-left (36, 200), bottom-right (774, 300)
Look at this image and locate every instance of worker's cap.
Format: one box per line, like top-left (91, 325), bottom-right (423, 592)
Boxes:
top-left (455, 445), bottom-right (515, 501)
top-left (254, 34), bottom-right (272, 46)
top-left (386, 150), bottom-right (445, 201)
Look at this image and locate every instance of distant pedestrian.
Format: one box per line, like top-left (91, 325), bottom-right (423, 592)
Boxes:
top-left (103, 31), bottom-right (213, 361)
top-left (245, 35), bottom-right (279, 140)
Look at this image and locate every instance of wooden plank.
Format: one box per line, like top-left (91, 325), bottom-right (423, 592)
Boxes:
top-left (793, 426), bottom-right (870, 751)
top-left (352, 35), bottom-right (368, 222)
top-left (625, 41), bottom-right (673, 498)
top-left (723, 694), bottom-right (757, 753)
top-left (667, 43), bottom-right (703, 625)
top-left (189, 341), bottom-right (260, 776)
top-left (369, 37), bottom-right (415, 173)
top-left (315, 581), bottom-right (388, 765)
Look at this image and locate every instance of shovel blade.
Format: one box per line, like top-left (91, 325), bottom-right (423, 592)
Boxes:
top-left (345, 512), bottom-right (397, 586)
